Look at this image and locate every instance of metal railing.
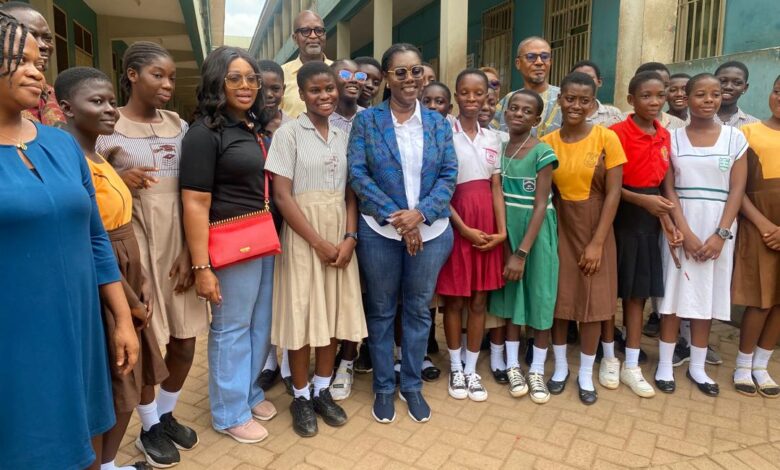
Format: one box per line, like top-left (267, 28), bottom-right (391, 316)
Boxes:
top-left (545, 0), bottom-right (592, 86)
top-left (674, 0), bottom-right (726, 61)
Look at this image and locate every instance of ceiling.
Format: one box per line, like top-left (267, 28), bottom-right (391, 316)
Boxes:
top-left (83, 0), bottom-right (185, 21)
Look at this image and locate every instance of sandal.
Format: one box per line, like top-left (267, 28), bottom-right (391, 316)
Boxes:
top-left (421, 356), bottom-right (441, 382)
top-left (753, 367), bottom-right (780, 398)
top-left (733, 366), bottom-right (757, 396)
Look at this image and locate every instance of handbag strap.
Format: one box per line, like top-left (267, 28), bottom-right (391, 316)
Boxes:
top-left (255, 134), bottom-right (270, 211)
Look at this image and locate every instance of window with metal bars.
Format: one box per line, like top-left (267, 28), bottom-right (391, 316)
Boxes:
top-left (480, 2), bottom-right (513, 92)
top-left (545, 0), bottom-right (592, 86)
top-left (674, 0), bottom-right (726, 61)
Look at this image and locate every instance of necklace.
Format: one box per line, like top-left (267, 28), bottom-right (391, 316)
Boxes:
top-left (0, 122), bottom-right (28, 151)
top-left (500, 133), bottom-right (532, 178)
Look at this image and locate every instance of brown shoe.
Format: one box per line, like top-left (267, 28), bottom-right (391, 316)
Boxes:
top-left (251, 400), bottom-right (277, 421)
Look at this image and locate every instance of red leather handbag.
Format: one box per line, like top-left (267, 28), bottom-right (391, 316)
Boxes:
top-left (207, 137), bottom-right (281, 269)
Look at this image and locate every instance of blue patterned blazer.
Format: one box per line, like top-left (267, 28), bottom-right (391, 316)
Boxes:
top-left (347, 100), bottom-right (458, 225)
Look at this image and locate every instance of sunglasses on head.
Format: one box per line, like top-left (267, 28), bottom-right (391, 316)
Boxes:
top-left (519, 52), bottom-right (551, 63)
top-left (224, 73), bottom-right (262, 90)
top-left (295, 27), bottom-right (326, 38)
top-left (389, 65), bottom-right (425, 80)
top-left (488, 79), bottom-right (501, 90)
top-left (338, 70), bottom-right (368, 82)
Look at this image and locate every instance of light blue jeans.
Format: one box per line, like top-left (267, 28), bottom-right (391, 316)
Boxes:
top-left (208, 256), bottom-right (274, 430)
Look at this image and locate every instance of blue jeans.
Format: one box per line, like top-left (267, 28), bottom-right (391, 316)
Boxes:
top-left (208, 256), bottom-right (274, 429)
top-left (357, 217), bottom-right (453, 394)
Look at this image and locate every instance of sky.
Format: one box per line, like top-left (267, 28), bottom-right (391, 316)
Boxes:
top-left (225, 0), bottom-right (266, 38)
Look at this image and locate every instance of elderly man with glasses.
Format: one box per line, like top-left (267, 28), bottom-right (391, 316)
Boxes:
top-left (492, 36), bottom-right (561, 137)
top-left (280, 10), bottom-right (333, 118)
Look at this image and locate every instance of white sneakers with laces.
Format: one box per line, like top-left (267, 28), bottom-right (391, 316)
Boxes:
top-left (599, 357), bottom-right (620, 389)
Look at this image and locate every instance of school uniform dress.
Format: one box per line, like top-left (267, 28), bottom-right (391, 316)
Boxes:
top-left (610, 116), bottom-right (671, 299)
top-left (732, 122), bottom-right (780, 309)
top-left (436, 120), bottom-right (504, 296)
top-left (489, 143), bottom-right (559, 329)
top-left (266, 114), bottom-right (367, 350)
top-left (542, 126), bottom-right (627, 322)
top-left (328, 106), bottom-right (365, 135)
top-left (659, 126), bottom-right (748, 320)
top-left (1, 124), bottom-right (119, 469)
top-left (97, 109), bottom-right (208, 342)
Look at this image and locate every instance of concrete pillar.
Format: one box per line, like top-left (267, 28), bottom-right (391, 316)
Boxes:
top-left (336, 21), bottom-right (351, 59)
top-left (440, 0), bottom-right (468, 99)
top-left (96, 15), bottom-right (114, 78)
top-left (282, 0), bottom-right (291, 41)
top-left (373, 0), bottom-right (392, 60)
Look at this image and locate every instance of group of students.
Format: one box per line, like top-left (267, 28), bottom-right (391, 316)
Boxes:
top-left (2, 3), bottom-right (780, 468)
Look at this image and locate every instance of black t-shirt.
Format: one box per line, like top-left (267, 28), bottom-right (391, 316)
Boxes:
top-left (180, 118), bottom-right (268, 222)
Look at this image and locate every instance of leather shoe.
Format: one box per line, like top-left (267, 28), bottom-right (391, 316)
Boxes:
top-left (686, 370), bottom-right (719, 397)
top-left (655, 378), bottom-right (676, 393)
top-left (290, 396), bottom-right (318, 437)
top-left (312, 388), bottom-right (348, 427)
top-left (577, 381), bottom-right (598, 405)
top-left (256, 367), bottom-right (280, 392)
top-left (492, 368), bottom-right (509, 384)
top-left (421, 356), bottom-right (441, 382)
top-left (282, 376), bottom-right (293, 396)
top-left (547, 372), bottom-right (569, 395)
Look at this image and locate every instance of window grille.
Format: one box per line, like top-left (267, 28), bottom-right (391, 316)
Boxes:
top-left (53, 5), bottom-right (69, 73)
top-left (674, 0), bottom-right (726, 61)
top-left (73, 21), bottom-right (93, 67)
top-left (481, 1), bottom-right (513, 92)
top-left (545, 0), bottom-right (592, 86)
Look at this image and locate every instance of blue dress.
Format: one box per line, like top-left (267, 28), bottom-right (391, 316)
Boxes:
top-left (0, 123), bottom-right (120, 469)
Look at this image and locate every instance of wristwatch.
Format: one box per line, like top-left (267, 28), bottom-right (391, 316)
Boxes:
top-left (715, 227), bottom-right (734, 240)
top-left (513, 248), bottom-right (528, 259)
top-left (344, 232), bottom-right (359, 242)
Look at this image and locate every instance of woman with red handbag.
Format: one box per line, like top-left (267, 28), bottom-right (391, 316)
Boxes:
top-left (180, 46), bottom-right (278, 444)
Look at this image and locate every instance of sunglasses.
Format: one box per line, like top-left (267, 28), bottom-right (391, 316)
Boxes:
top-left (519, 52), bottom-right (551, 63)
top-left (295, 27), bottom-right (326, 38)
top-left (389, 65), bottom-right (425, 80)
top-left (488, 79), bottom-right (501, 90)
top-left (338, 70), bottom-right (368, 82)
top-left (224, 73), bottom-right (262, 90)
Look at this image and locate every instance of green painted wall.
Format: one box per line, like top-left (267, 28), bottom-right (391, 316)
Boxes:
top-left (392, 0), bottom-right (440, 62)
top-left (53, 0), bottom-right (98, 68)
top-left (351, 42), bottom-right (372, 60)
top-left (722, 0), bottom-right (780, 54)
top-left (589, 0), bottom-right (620, 104)
top-left (511, 0), bottom-right (545, 90)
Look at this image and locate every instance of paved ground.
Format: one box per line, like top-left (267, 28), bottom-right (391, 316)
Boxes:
top-left (116, 319), bottom-right (780, 469)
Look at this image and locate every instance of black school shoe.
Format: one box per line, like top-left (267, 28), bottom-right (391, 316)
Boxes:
top-left (291, 396), bottom-right (318, 437)
top-left (354, 342), bottom-right (373, 373)
top-left (491, 368), bottom-right (509, 384)
top-left (686, 370), bottom-right (719, 397)
top-left (577, 381), bottom-right (598, 405)
top-left (421, 356), bottom-right (441, 382)
top-left (547, 371), bottom-right (569, 395)
top-left (312, 388), bottom-right (348, 427)
top-left (135, 423), bottom-right (180, 468)
top-left (159, 412), bottom-right (199, 450)
top-left (257, 366), bottom-right (280, 391)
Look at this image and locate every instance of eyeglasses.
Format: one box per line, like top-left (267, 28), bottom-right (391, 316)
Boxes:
top-left (488, 79), bottom-right (501, 90)
top-left (224, 73), bottom-right (263, 90)
top-left (519, 52), bottom-right (551, 63)
top-left (338, 70), bottom-right (368, 82)
top-left (389, 65), bottom-right (425, 80)
top-left (295, 27), bottom-right (326, 38)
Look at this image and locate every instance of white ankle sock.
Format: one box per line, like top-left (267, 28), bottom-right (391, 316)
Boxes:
top-left (490, 342), bottom-right (506, 371)
top-left (461, 332), bottom-right (467, 351)
top-left (656, 340), bottom-right (675, 381)
top-left (312, 374), bottom-right (331, 397)
top-left (281, 348), bottom-right (291, 378)
top-left (680, 320), bottom-right (691, 346)
top-left (293, 383), bottom-right (311, 399)
top-left (753, 347), bottom-right (774, 384)
top-left (396, 345), bottom-right (402, 360)
top-left (688, 345), bottom-right (714, 384)
top-left (735, 351), bottom-right (753, 382)
top-left (505, 340), bottom-right (521, 369)
top-left (601, 341), bottom-right (615, 360)
top-left (263, 345), bottom-right (278, 371)
top-left (136, 401), bottom-right (160, 432)
top-left (578, 353), bottom-right (595, 391)
top-left (100, 461), bottom-right (116, 470)
top-left (449, 348), bottom-right (463, 372)
top-left (625, 347), bottom-right (640, 369)
top-left (156, 388), bottom-right (180, 417)
top-left (464, 350), bottom-right (479, 375)
top-left (530, 345), bottom-right (547, 375)
top-left (339, 358), bottom-right (354, 370)
top-left (552, 344), bottom-right (568, 381)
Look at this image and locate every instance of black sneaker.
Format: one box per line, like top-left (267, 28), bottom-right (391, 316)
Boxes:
top-left (159, 412), bottom-right (198, 450)
top-left (354, 342), bottom-right (373, 373)
top-left (135, 423), bottom-right (180, 468)
top-left (312, 388), bottom-right (348, 427)
top-left (672, 338), bottom-right (690, 367)
top-left (291, 396), bottom-right (318, 437)
top-left (257, 366), bottom-right (280, 391)
top-left (643, 312), bottom-right (661, 337)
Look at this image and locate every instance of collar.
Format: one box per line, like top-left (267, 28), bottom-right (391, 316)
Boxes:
top-left (718, 107), bottom-right (747, 124)
top-left (452, 117), bottom-right (484, 136)
top-left (624, 113), bottom-right (664, 139)
top-left (223, 113), bottom-right (259, 131)
top-left (298, 111), bottom-right (337, 137)
top-left (391, 100), bottom-right (422, 126)
top-left (332, 105), bottom-right (365, 121)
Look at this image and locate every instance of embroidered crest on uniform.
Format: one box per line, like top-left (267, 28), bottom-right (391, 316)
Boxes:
top-left (584, 151), bottom-right (600, 168)
top-left (151, 143), bottom-right (178, 168)
top-left (522, 178), bottom-right (536, 192)
top-left (485, 147), bottom-right (498, 165)
top-left (718, 156), bottom-right (731, 172)
top-left (661, 147), bottom-right (669, 161)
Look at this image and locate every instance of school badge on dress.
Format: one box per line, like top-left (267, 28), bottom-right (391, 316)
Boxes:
top-left (584, 151), bottom-right (600, 168)
top-left (522, 178), bottom-right (536, 192)
top-left (485, 147), bottom-right (498, 165)
top-left (718, 156), bottom-right (731, 172)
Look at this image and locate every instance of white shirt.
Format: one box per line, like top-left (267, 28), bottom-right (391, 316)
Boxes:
top-left (364, 101), bottom-right (450, 241)
top-left (452, 119), bottom-right (502, 184)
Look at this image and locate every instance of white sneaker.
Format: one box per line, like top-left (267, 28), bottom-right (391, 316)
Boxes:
top-left (330, 363), bottom-right (353, 401)
top-left (527, 372), bottom-right (551, 404)
top-left (620, 364), bottom-right (656, 398)
top-left (466, 373), bottom-right (488, 402)
top-left (507, 366), bottom-right (528, 398)
top-left (599, 357), bottom-right (620, 390)
top-left (448, 370), bottom-right (468, 400)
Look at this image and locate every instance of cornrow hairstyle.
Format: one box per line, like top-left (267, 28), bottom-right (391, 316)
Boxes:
top-left (635, 61), bottom-right (670, 76)
top-left (571, 59), bottom-right (602, 79)
top-left (120, 41), bottom-right (172, 97)
top-left (0, 11), bottom-right (28, 79)
top-left (508, 89), bottom-right (544, 117)
top-left (628, 71), bottom-right (664, 95)
top-left (670, 72), bottom-right (691, 80)
top-left (354, 56), bottom-right (380, 70)
top-left (560, 71), bottom-right (597, 95)
top-left (715, 60), bottom-right (749, 81)
top-left (195, 46), bottom-right (267, 131)
top-left (455, 67), bottom-right (488, 91)
top-left (297, 60), bottom-right (335, 89)
top-left (422, 81), bottom-right (451, 102)
top-left (258, 59), bottom-right (284, 81)
top-left (685, 72), bottom-right (718, 96)
top-left (54, 66), bottom-right (111, 103)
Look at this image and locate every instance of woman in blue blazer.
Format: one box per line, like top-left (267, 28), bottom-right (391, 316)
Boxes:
top-left (348, 43), bottom-right (457, 424)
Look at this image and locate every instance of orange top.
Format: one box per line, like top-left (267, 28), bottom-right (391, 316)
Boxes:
top-left (742, 122), bottom-right (780, 179)
top-left (87, 155), bottom-right (132, 231)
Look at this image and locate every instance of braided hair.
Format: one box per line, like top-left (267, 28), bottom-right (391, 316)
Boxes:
top-left (0, 11), bottom-right (28, 78)
top-left (120, 41), bottom-right (172, 97)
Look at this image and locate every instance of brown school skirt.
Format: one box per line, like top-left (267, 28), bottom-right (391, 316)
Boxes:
top-left (103, 223), bottom-right (169, 413)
